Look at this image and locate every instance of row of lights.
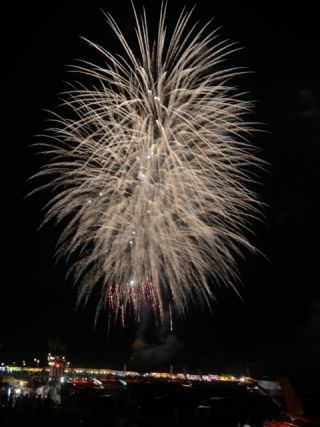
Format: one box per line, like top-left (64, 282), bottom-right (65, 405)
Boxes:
top-left (1, 359), bottom-right (40, 368)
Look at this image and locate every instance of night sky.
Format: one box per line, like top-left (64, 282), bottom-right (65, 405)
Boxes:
top-left (2, 1), bottom-right (320, 376)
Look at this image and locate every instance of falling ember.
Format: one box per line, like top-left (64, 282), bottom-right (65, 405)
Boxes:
top-left (169, 304), bottom-right (173, 332)
top-left (32, 3), bottom-right (261, 323)
top-left (105, 279), bottom-right (163, 323)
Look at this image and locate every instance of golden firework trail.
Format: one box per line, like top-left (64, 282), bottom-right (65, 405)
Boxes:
top-left (32, 3), bottom-right (261, 324)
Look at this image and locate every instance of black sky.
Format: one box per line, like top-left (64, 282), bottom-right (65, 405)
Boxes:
top-left (2, 1), bottom-right (320, 375)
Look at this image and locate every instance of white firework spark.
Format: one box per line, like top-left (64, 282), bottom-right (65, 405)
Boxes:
top-left (33, 3), bottom-right (261, 324)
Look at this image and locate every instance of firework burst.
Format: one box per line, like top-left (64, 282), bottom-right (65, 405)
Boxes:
top-left (32, 3), bottom-right (261, 324)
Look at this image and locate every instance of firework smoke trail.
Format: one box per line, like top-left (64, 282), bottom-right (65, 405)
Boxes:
top-left (32, 3), bottom-right (261, 324)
